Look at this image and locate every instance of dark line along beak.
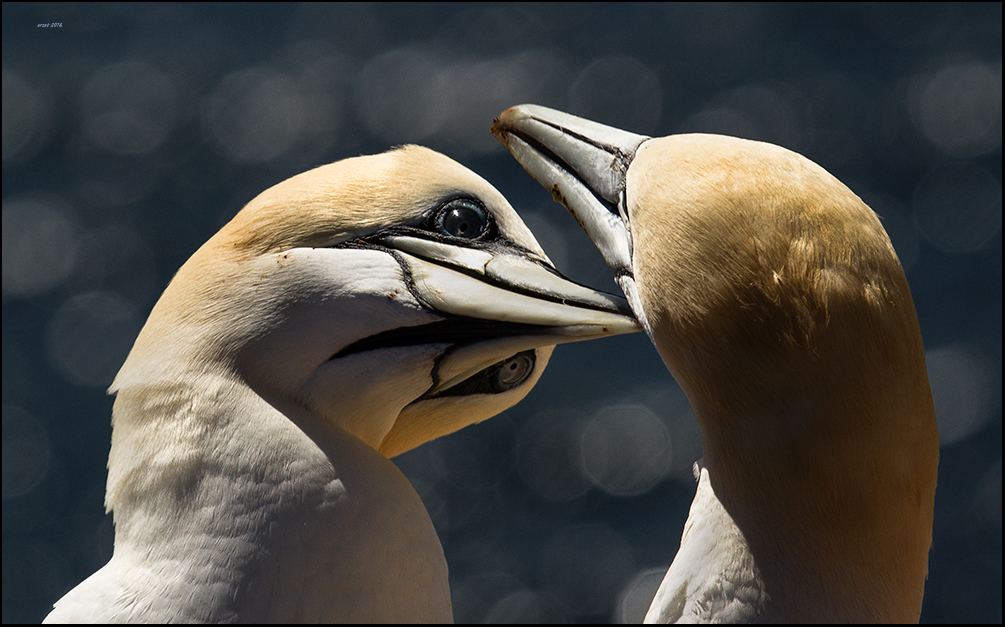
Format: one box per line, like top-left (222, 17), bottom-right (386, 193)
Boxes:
top-left (491, 104), bottom-right (651, 275)
top-left (373, 233), bottom-right (641, 394)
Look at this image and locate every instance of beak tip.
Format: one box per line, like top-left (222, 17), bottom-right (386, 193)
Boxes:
top-left (490, 123), bottom-right (508, 147)
top-left (491, 104), bottom-right (539, 142)
top-left (491, 106), bottom-right (521, 146)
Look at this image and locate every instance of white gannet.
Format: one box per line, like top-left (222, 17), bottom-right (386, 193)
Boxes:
top-left (44, 145), bottom-right (639, 623)
top-left (492, 105), bottom-right (939, 623)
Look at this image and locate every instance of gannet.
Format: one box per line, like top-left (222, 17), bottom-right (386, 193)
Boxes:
top-left (44, 145), bottom-right (639, 623)
top-left (492, 105), bottom-right (939, 623)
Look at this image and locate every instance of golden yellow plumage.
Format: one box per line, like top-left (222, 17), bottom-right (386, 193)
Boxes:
top-left (493, 105), bottom-right (938, 622)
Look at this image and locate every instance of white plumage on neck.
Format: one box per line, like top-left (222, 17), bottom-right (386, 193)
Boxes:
top-left (59, 370), bottom-right (449, 622)
top-left (647, 466), bottom-right (769, 623)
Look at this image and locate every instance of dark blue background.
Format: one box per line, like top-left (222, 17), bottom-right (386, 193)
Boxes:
top-left (3, 3), bottom-right (1000, 622)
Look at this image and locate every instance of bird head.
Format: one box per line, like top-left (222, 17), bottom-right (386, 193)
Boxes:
top-left (491, 105), bottom-right (927, 420)
top-left (111, 145), bottom-right (638, 458)
top-left (492, 104), bottom-right (936, 494)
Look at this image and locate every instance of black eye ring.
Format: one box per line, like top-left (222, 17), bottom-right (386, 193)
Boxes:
top-left (435, 199), bottom-right (488, 239)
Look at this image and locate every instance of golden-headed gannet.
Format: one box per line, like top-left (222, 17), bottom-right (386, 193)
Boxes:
top-left (44, 145), bottom-right (638, 623)
top-left (492, 105), bottom-right (939, 623)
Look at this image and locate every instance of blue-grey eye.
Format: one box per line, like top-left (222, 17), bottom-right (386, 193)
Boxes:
top-left (494, 351), bottom-right (535, 391)
top-left (437, 199), bottom-right (487, 239)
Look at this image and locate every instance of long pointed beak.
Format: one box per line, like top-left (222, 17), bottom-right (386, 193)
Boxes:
top-left (383, 233), bottom-right (637, 334)
top-left (372, 233), bottom-right (641, 394)
top-left (491, 104), bottom-right (650, 274)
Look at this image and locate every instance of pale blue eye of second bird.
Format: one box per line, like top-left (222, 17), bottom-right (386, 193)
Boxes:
top-left (495, 352), bottom-right (534, 389)
top-left (437, 199), bottom-right (487, 238)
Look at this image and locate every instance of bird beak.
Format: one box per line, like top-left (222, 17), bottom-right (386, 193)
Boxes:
top-left (366, 233), bottom-right (640, 394)
top-left (491, 104), bottom-right (650, 274)
top-left (383, 234), bottom-right (632, 326)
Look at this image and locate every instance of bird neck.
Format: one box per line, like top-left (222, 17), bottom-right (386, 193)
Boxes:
top-left (100, 367), bottom-right (451, 622)
top-left (669, 329), bottom-right (938, 622)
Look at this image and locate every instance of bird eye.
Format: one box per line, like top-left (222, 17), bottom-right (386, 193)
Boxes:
top-left (436, 199), bottom-right (488, 239)
top-left (493, 351), bottom-right (535, 391)
top-left (425, 349), bottom-right (536, 398)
